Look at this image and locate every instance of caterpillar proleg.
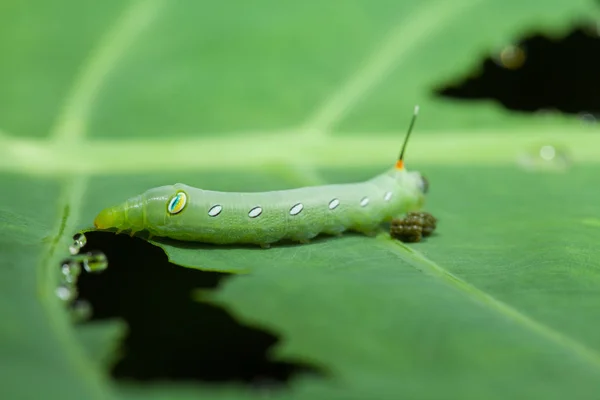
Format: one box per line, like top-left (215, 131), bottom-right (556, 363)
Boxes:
top-left (94, 106), bottom-right (429, 247)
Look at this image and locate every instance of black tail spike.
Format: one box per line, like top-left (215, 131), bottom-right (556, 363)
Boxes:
top-left (398, 105), bottom-right (420, 163)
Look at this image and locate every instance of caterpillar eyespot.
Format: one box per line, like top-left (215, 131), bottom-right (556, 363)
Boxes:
top-left (93, 106), bottom-right (432, 247)
top-left (167, 191), bottom-right (187, 215)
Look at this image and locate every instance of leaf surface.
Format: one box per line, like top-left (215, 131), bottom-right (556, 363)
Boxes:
top-left (2, 1), bottom-right (600, 399)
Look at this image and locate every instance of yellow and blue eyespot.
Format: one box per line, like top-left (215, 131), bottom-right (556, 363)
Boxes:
top-left (167, 191), bottom-right (187, 215)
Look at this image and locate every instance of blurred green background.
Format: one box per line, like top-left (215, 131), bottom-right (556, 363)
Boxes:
top-left (2, 0), bottom-right (600, 399)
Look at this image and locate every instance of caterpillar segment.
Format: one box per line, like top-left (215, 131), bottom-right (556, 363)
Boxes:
top-left (93, 106), bottom-right (429, 246)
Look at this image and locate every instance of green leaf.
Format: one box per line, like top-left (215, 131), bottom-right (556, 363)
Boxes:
top-left (2, 0), bottom-right (600, 399)
top-left (205, 166), bottom-right (600, 399)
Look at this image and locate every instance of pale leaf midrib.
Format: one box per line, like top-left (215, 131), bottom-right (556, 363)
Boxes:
top-left (2, 128), bottom-right (597, 176)
top-left (37, 177), bottom-right (108, 398)
top-left (35, 1), bottom-right (167, 399)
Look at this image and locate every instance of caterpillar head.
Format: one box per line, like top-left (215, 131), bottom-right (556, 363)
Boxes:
top-left (93, 206), bottom-right (125, 230)
top-left (93, 194), bottom-right (145, 233)
top-left (387, 167), bottom-right (428, 210)
top-left (93, 185), bottom-right (191, 235)
top-left (417, 172), bottom-right (429, 194)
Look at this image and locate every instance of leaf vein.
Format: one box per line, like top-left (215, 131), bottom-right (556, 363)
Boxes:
top-left (378, 236), bottom-right (600, 369)
top-left (50, 0), bottom-right (167, 142)
top-left (301, 0), bottom-right (481, 136)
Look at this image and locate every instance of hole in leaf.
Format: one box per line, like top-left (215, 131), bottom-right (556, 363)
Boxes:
top-left (75, 231), bottom-right (322, 387)
top-left (436, 22), bottom-right (600, 116)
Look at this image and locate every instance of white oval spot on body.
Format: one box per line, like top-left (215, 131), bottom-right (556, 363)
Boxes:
top-left (248, 206), bottom-right (263, 218)
top-left (208, 204), bottom-right (222, 217)
top-left (329, 198), bottom-right (340, 210)
top-left (289, 203), bottom-right (304, 216)
top-left (360, 197), bottom-right (370, 207)
top-left (384, 191), bottom-right (393, 201)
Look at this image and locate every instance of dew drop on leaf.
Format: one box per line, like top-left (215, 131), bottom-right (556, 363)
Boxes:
top-left (55, 285), bottom-right (77, 302)
top-left (578, 112), bottom-right (597, 125)
top-left (494, 44), bottom-right (526, 70)
top-left (60, 260), bottom-right (82, 284)
top-left (539, 145), bottom-right (556, 161)
top-left (70, 300), bottom-right (93, 322)
top-left (517, 144), bottom-right (570, 172)
top-left (69, 232), bottom-right (87, 255)
top-left (534, 108), bottom-right (559, 119)
top-left (82, 251), bottom-right (108, 273)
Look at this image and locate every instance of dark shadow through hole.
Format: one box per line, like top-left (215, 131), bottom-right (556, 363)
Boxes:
top-left (75, 231), bottom-right (322, 386)
top-left (436, 22), bottom-right (600, 115)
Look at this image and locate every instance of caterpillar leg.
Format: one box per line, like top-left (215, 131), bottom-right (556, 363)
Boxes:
top-left (288, 231), bottom-right (319, 245)
top-left (259, 243), bottom-right (271, 249)
top-left (362, 230), bottom-right (379, 237)
top-left (352, 226), bottom-right (380, 237)
top-left (285, 237), bottom-right (310, 245)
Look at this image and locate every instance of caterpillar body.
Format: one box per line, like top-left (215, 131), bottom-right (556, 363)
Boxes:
top-left (93, 107), bottom-right (429, 247)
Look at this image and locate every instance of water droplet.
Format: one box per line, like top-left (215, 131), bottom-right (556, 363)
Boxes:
top-left (582, 21), bottom-right (600, 37)
top-left (82, 251), bottom-right (108, 273)
top-left (518, 144), bottom-right (570, 172)
top-left (495, 44), bottom-right (526, 70)
top-left (69, 232), bottom-right (87, 255)
top-left (55, 285), bottom-right (77, 302)
top-left (74, 232), bottom-right (87, 247)
top-left (539, 145), bottom-right (556, 161)
top-left (71, 300), bottom-right (93, 322)
top-left (60, 260), bottom-right (82, 284)
top-left (578, 112), bottom-right (597, 125)
top-left (535, 108), bottom-right (559, 118)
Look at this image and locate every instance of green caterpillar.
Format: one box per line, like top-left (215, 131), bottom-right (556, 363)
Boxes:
top-left (94, 107), bottom-right (429, 247)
